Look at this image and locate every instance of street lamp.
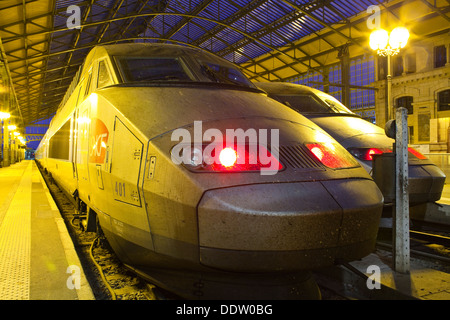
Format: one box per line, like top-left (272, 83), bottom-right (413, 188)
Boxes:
top-left (371, 27), bottom-right (410, 274)
top-left (0, 112), bottom-right (11, 120)
top-left (370, 27), bottom-right (410, 121)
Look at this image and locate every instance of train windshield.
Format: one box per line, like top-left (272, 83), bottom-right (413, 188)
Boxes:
top-left (118, 57), bottom-right (195, 82)
top-left (269, 93), bottom-right (353, 115)
top-left (116, 55), bottom-right (255, 89)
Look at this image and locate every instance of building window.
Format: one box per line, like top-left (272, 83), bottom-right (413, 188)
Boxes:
top-left (418, 113), bottom-right (430, 142)
top-left (434, 45), bottom-right (447, 68)
top-left (393, 55), bottom-right (403, 76)
top-left (396, 96), bottom-right (413, 114)
top-left (438, 89), bottom-right (450, 111)
top-left (408, 126), bottom-right (414, 144)
top-left (350, 55), bottom-right (375, 110)
top-left (405, 53), bottom-right (416, 73)
top-left (377, 56), bottom-right (387, 80)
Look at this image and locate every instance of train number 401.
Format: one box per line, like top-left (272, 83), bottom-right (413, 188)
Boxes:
top-left (115, 181), bottom-right (126, 198)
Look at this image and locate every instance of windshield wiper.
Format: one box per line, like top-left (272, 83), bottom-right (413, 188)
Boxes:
top-left (201, 65), bottom-right (242, 86)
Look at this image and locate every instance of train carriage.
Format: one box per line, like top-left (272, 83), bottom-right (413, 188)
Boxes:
top-left (36, 43), bottom-right (384, 299)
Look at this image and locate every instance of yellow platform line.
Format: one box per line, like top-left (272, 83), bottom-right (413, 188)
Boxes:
top-left (0, 161), bottom-right (32, 299)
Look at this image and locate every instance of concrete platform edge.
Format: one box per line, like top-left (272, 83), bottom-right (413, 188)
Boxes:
top-left (315, 251), bottom-right (450, 300)
top-left (37, 164), bottom-right (95, 300)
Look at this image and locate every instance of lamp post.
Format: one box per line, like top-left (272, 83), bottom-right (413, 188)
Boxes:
top-left (0, 112), bottom-right (11, 167)
top-left (370, 27), bottom-right (411, 274)
top-left (370, 27), bottom-right (409, 122)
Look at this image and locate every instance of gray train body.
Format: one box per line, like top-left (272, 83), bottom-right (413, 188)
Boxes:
top-left (255, 81), bottom-right (445, 206)
top-left (36, 44), bottom-right (383, 299)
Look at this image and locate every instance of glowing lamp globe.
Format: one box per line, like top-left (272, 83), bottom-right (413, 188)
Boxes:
top-left (389, 27), bottom-right (409, 49)
top-left (369, 29), bottom-right (389, 51)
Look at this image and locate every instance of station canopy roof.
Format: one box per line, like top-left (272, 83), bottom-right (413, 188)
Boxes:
top-left (0, 0), bottom-right (448, 125)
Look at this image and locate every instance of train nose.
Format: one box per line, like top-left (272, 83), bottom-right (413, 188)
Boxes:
top-left (197, 179), bottom-right (383, 272)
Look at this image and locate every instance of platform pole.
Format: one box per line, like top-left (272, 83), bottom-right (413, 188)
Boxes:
top-left (2, 120), bottom-right (9, 168)
top-left (393, 107), bottom-right (410, 273)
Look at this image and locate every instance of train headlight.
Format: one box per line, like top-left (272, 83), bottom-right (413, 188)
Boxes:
top-left (190, 147), bottom-right (204, 167)
top-left (218, 147), bottom-right (238, 167)
top-left (180, 143), bottom-right (283, 173)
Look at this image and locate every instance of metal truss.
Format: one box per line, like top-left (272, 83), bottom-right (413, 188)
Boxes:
top-left (0, 0), bottom-right (448, 126)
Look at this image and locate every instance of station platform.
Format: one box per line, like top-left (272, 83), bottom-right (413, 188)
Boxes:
top-left (316, 183), bottom-right (450, 300)
top-left (0, 160), bottom-right (94, 300)
top-left (315, 249), bottom-right (450, 300)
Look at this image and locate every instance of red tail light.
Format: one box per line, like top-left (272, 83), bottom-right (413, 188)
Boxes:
top-left (306, 143), bottom-right (359, 169)
top-left (408, 147), bottom-right (427, 160)
top-left (348, 147), bottom-right (428, 161)
top-left (179, 144), bottom-right (283, 173)
top-left (348, 147), bottom-right (392, 161)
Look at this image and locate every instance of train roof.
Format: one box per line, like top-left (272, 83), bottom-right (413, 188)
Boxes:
top-left (81, 43), bottom-right (234, 78)
top-left (100, 42), bottom-right (203, 56)
top-left (254, 82), bottom-right (321, 96)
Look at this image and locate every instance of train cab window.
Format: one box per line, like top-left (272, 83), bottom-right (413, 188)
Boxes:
top-left (269, 93), bottom-right (352, 114)
top-left (84, 71), bottom-right (93, 98)
top-left (77, 79), bottom-right (86, 105)
top-left (270, 94), bottom-right (330, 113)
top-left (117, 57), bottom-right (194, 82)
top-left (97, 60), bottom-right (113, 88)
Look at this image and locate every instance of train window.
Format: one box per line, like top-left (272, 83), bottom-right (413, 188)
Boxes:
top-left (118, 57), bottom-right (193, 82)
top-left (270, 94), bottom-right (339, 114)
top-left (200, 61), bottom-right (253, 87)
top-left (84, 71), bottom-right (93, 98)
top-left (97, 60), bottom-right (113, 88)
top-left (77, 80), bottom-right (85, 105)
top-left (315, 92), bottom-right (353, 114)
top-left (48, 119), bottom-right (71, 160)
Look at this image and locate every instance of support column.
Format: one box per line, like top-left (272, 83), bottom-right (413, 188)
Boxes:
top-left (387, 54), bottom-right (393, 121)
top-left (338, 45), bottom-right (350, 108)
top-left (322, 65), bottom-right (329, 94)
top-left (3, 121), bottom-right (9, 168)
top-left (10, 135), bottom-right (16, 165)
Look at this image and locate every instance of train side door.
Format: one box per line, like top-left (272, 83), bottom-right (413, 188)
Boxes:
top-left (110, 117), bottom-right (143, 207)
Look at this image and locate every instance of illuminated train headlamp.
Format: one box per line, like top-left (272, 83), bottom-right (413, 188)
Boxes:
top-left (189, 146), bottom-right (204, 168)
top-left (218, 147), bottom-right (238, 167)
top-left (174, 143), bottom-right (282, 173)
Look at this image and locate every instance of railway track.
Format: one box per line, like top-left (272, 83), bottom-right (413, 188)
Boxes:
top-left (376, 222), bottom-right (450, 266)
top-left (38, 163), bottom-right (162, 300)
